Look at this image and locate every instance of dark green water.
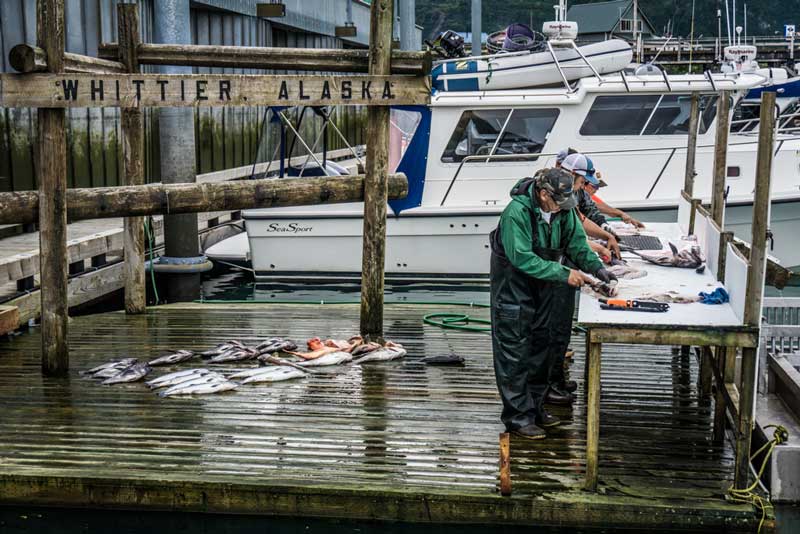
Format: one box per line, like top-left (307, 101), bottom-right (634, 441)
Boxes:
top-left (200, 269), bottom-right (492, 305)
top-left (4, 505), bottom-right (773, 534)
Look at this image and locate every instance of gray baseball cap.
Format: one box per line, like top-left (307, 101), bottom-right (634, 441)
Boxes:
top-left (536, 168), bottom-right (577, 211)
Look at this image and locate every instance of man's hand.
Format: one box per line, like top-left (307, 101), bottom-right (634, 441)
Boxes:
top-left (567, 269), bottom-right (586, 288)
top-left (622, 213), bottom-right (645, 228)
top-left (606, 235), bottom-right (622, 259)
top-left (595, 268), bottom-right (618, 284)
top-left (589, 241), bottom-right (612, 263)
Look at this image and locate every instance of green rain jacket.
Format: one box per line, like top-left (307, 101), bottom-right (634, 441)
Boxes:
top-left (494, 178), bottom-right (604, 284)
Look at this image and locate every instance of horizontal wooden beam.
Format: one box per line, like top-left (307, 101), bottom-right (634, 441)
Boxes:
top-left (586, 326), bottom-right (758, 348)
top-left (733, 241), bottom-right (798, 290)
top-left (9, 44), bottom-right (126, 74)
top-left (0, 306), bottom-right (19, 335)
top-left (7, 261), bottom-right (124, 328)
top-left (0, 174), bottom-right (408, 225)
top-left (97, 43), bottom-right (431, 76)
top-left (0, 73), bottom-right (430, 108)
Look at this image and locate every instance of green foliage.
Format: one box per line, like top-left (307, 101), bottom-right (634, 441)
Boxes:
top-left (416, 0), bottom-right (796, 41)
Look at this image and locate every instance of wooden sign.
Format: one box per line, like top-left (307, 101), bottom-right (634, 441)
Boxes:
top-left (0, 73), bottom-right (431, 108)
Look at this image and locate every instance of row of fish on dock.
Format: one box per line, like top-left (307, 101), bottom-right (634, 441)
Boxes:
top-left (81, 335), bottom-right (406, 397)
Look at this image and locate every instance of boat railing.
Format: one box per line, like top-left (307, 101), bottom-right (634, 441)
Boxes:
top-left (439, 136), bottom-right (797, 206)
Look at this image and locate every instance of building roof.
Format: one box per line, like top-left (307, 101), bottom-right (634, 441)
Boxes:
top-left (567, 0), bottom-right (654, 35)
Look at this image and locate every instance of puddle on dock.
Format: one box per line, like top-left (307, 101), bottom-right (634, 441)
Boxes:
top-left (0, 506), bottom-right (708, 534)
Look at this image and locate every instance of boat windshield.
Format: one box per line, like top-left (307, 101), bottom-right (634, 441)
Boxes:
top-left (579, 94), bottom-right (718, 136)
top-left (441, 108), bottom-right (560, 163)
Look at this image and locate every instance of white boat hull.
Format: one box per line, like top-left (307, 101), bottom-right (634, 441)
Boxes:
top-left (243, 199), bottom-right (800, 282)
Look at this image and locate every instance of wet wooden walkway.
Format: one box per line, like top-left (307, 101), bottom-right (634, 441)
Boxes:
top-left (0, 303), bottom-right (762, 531)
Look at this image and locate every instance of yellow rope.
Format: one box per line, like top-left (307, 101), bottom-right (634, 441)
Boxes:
top-left (727, 424), bottom-right (789, 533)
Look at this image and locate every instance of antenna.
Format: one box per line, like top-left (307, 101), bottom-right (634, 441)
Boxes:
top-left (732, 0), bottom-right (736, 43)
top-left (724, 0), bottom-right (732, 46)
top-left (744, 3), bottom-right (747, 41)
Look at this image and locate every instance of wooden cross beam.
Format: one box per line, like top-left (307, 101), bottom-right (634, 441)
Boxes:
top-left (96, 43), bottom-right (430, 75)
top-left (0, 73), bottom-right (431, 108)
top-left (0, 174), bottom-right (409, 225)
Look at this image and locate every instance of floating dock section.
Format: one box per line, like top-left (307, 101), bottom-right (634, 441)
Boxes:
top-left (0, 303), bottom-right (766, 531)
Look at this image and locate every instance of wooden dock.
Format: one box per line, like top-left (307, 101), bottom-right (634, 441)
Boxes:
top-left (0, 149), bottom-right (361, 327)
top-left (0, 303), bottom-right (765, 531)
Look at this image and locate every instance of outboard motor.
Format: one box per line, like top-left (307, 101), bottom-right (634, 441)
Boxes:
top-left (426, 30), bottom-right (467, 59)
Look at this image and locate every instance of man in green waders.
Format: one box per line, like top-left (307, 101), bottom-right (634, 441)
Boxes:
top-left (489, 168), bottom-right (613, 439)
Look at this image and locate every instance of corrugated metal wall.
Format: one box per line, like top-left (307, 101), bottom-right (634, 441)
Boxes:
top-left (0, 0), bottom-right (365, 192)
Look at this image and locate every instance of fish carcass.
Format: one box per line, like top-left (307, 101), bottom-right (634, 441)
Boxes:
top-left (148, 350), bottom-right (196, 366)
top-left (102, 363), bottom-right (151, 385)
top-left (160, 378), bottom-right (238, 397)
top-left (146, 368), bottom-right (210, 388)
top-left (82, 358), bottom-right (139, 377)
top-left (240, 367), bottom-right (307, 384)
top-left (146, 368), bottom-right (212, 389)
top-left (352, 343), bottom-right (407, 364)
top-left (286, 345), bottom-right (342, 360)
top-left (631, 243), bottom-right (705, 269)
top-left (209, 346), bottom-right (259, 363)
top-left (200, 340), bottom-right (246, 358)
top-left (297, 351), bottom-right (353, 367)
top-left (256, 338), bottom-right (298, 353)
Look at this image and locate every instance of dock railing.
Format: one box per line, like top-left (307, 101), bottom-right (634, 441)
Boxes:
top-left (760, 297), bottom-right (800, 395)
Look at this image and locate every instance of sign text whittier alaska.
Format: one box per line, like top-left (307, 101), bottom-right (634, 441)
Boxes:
top-left (0, 74), bottom-right (431, 108)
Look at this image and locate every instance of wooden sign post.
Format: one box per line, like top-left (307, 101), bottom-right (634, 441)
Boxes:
top-left (37, 0), bottom-right (69, 376)
top-left (360, 0), bottom-right (394, 341)
top-left (683, 92), bottom-right (700, 197)
top-left (118, 3), bottom-right (146, 315)
top-left (710, 91), bottom-right (731, 227)
top-left (735, 91), bottom-right (776, 489)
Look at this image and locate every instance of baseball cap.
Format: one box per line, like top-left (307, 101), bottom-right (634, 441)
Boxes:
top-left (536, 168), bottom-right (577, 211)
top-left (555, 147), bottom-right (578, 165)
top-left (561, 153), bottom-right (596, 179)
top-left (582, 157), bottom-right (600, 186)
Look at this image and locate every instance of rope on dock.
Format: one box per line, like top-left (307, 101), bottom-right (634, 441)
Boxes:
top-left (727, 424), bottom-right (789, 533)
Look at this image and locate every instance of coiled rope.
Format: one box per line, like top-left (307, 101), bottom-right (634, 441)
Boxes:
top-left (727, 424), bottom-right (789, 533)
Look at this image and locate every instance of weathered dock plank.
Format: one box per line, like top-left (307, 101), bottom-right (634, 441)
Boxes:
top-left (0, 303), bottom-right (764, 531)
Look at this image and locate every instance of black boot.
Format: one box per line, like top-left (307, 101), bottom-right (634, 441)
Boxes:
top-left (544, 384), bottom-right (574, 405)
top-left (510, 423), bottom-right (546, 440)
top-left (536, 410), bottom-right (561, 428)
top-left (561, 379), bottom-right (578, 393)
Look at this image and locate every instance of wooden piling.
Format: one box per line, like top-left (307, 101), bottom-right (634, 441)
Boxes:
top-left (734, 91), bottom-right (776, 489)
top-left (499, 432), bottom-right (511, 496)
top-left (710, 91), bottom-right (731, 227)
top-left (584, 341), bottom-right (602, 491)
top-left (360, 0), bottom-right (394, 341)
top-left (36, 0), bottom-right (69, 376)
top-left (683, 92), bottom-right (700, 197)
top-left (118, 3), bottom-right (145, 315)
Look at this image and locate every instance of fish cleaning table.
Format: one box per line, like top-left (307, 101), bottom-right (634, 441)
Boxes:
top-left (577, 222), bottom-right (758, 491)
